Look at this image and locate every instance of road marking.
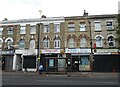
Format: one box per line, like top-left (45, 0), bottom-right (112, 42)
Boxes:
top-left (36, 80), bottom-right (72, 83)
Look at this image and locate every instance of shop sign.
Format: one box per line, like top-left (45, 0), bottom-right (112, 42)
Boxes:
top-left (1, 50), bottom-right (14, 55)
top-left (41, 49), bottom-right (60, 53)
top-left (96, 49), bottom-right (118, 53)
top-left (15, 50), bottom-right (25, 54)
top-left (23, 49), bottom-right (37, 55)
top-left (65, 48), bottom-right (91, 53)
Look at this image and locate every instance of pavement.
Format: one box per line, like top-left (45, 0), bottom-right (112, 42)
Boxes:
top-left (1, 71), bottom-right (119, 78)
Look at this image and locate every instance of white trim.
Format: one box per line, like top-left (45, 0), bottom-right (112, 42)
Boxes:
top-left (0, 38), bottom-right (3, 42)
top-left (94, 35), bottom-right (104, 39)
top-left (107, 34), bottom-right (116, 39)
top-left (5, 37), bottom-right (13, 42)
top-left (94, 21), bottom-right (101, 23)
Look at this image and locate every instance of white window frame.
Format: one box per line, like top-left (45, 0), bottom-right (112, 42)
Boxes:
top-left (80, 37), bottom-right (87, 47)
top-left (108, 36), bottom-right (115, 47)
top-left (54, 25), bottom-right (60, 33)
top-left (44, 25), bottom-right (49, 33)
top-left (43, 39), bottom-right (49, 48)
top-left (106, 21), bottom-right (113, 30)
top-left (0, 28), bottom-right (3, 35)
top-left (30, 26), bottom-right (36, 34)
top-left (7, 27), bottom-right (13, 35)
top-left (94, 22), bottom-right (101, 31)
top-left (96, 36), bottom-right (103, 47)
top-left (79, 23), bottom-right (86, 31)
top-left (54, 39), bottom-right (60, 48)
top-left (68, 38), bottom-right (76, 48)
top-left (20, 26), bottom-right (26, 34)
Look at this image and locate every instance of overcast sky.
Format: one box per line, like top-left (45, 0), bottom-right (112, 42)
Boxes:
top-left (0, 0), bottom-right (119, 21)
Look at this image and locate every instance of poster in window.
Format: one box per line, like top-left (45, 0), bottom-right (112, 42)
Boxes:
top-left (49, 59), bottom-right (54, 67)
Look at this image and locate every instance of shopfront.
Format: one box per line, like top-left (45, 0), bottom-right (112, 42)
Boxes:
top-left (93, 49), bottom-right (119, 72)
top-left (66, 48), bottom-right (91, 72)
top-left (41, 49), bottom-right (66, 72)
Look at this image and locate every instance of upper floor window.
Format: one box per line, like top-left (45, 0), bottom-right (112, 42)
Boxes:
top-left (68, 22), bottom-right (75, 32)
top-left (44, 25), bottom-right (49, 33)
top-left (106, 21), bottom-right (113, 30)
top-left (68, 38), bottom-right (76, 48)
top-left (0, 28), bottom-right (3, 35)
top-left (30, 26), bottom-right (36, 34)
top-left (0, 39), bottom-right (3, 48)
top-left (7, 27), bottom-right (13, 35)
top-left (19, 40), bottom-right (25, 49)
top-left (54, 25), bottom-right (60, 33)
top-left (20, 26), bottom-right (26, 34)
top-left (79, 22), bottom-right (86, 31)
top-left (43, 37), bottom-right (49, 48)
top-left (94, 22), bottom-right (101, 31)
top-left (80, 37), bottom-right (87, 47)
top-left (96, 36), bottom-right (103, 47)
top-left (54, 36), bottom-right (60, 48)
top-left (30, 39), bottom-right (35, 49)
top-left (108, 36), bottom-right (115, 47)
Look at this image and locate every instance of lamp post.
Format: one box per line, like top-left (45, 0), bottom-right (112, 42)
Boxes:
top-left (88, 20), bottom-right (94, 71)
top-left (37, 10), bottom-right (42, 70)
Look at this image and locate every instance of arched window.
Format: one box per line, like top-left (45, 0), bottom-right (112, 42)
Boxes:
top-left (68, 38), bottom-right (76, 48)
top-left (43, 37), bottom-right (49, 48)
top-left (30, 40), bottom-right (35, 49)
top-left (96, 36), bottom-right (103, 47)
top-left (19, 40), bottom-right (25, 49)
top-left (54, 36), bottom-right (60, 48)
top-left (80, 37), bottom-right (87, 47)
top-left (7, 39), bottom-right (12, 46)
top-left (108, 36), bottom-right (115, 47)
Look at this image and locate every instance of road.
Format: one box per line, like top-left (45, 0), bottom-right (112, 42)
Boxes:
top-left (1, 72), bottom-right (119, 87)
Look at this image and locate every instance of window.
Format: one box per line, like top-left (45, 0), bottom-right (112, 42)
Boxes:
top-left (30, 26), bottom-right (36, 34)
top-left (30, 40), bottom-right (35, 49)
top-left (7, 27), bottom-right (13, 35)
top-left (108, 36), bottom-right (115, 47)
top-left (94, 22), bottom-right (101, 31)
top-left (20, 27), bottom-right (26, 34)
top-left (68, 22), bottom-right (75, 32)
top-left (106, 21), bottom-right (113, 30)
top-left (96, 36), bottom-right (103, 47)
top-left (19, 40), bottom-right (25, 49)
top-left (7, 39), bottom-right (12, 46)
top-left (43, 37), bottom-right (49, 48)
top-left (54, 36), bottom-right (60, 48)
top-left (44, 25), bottom-right (49, 33)
top-left (54, 25), bottom-right (60, 33)
top-left (68, 38), bottom-right (76, 48)
top-left (80, 23), bottom-right (86, 31)
top-left (80, 37), bottom-right (87, 47)
top-left (0, 40), bottom-right (2, 48)
top-left (0, 28), bottom-right (3, 35)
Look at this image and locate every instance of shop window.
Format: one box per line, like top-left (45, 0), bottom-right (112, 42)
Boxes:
top-left (30, 40), bottom-right (35, 49)
top-left (96, 36), bottom-right (103, 47)
top-left (19, 40), bottom-right (25, 49)
top-left (68, 38), bottom-right (76, 48)
top-left (80, 37), bottom-right (87, 47)
top-left (108, 36), bottom-right (115, 47)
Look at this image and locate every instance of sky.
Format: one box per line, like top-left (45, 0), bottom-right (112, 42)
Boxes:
top-left (0, 0), bottom-right (120, 21)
